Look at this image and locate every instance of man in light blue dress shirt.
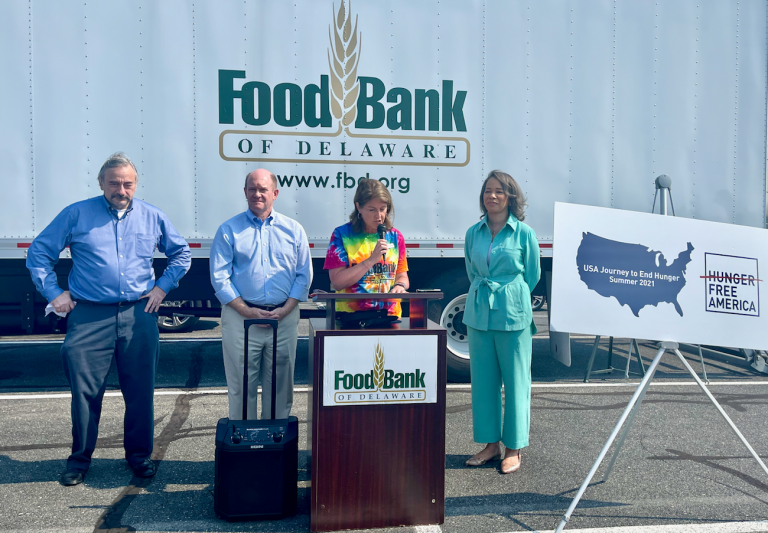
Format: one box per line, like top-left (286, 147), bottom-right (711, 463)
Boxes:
top-left (26, 153), bottom-right (191, 486)
top-left (210, 168), bottom-right (312, 420)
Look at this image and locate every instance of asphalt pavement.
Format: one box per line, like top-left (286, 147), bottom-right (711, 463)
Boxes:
top-left (1, 311), bottom-right (768, 533)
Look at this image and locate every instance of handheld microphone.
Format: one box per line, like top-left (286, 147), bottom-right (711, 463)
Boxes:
top-left (377, 224), bottom-right (387, 261)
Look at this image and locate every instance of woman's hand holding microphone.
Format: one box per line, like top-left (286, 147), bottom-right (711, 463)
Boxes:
top-left (366, 238), bottom-right (389, 266)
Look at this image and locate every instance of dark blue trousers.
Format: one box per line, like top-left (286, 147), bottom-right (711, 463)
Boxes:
top-left (61, 300), bottom-right (159, 472)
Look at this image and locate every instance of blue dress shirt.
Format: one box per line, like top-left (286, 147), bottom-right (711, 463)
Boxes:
top-left (26, 196), bottom-right (191, 304)
top-left (210, 209), bottom-right (313, 306)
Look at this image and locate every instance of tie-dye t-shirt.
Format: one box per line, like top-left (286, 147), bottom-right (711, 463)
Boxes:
top-left (323, 222), bottom-right (409, 317)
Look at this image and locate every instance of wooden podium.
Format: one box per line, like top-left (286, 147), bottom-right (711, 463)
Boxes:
top-left (308, 292), bottom-right (447, 532)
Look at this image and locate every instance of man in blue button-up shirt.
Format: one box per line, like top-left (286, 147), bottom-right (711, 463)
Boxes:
top-left (210, 168), bottom-right (312, 421)
top-left (26, 152), bottom-right (191, 486)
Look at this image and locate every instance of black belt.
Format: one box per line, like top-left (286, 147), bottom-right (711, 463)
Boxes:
top-left (75, 299), bottom-right (142, 307)
top-left (243, 301), bottom-right (285, 311)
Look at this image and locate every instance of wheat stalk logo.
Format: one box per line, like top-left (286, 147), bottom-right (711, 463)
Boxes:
top-left (328, 1), bottom-right (361, 132)
top-left (373, 341), bottom-right (385, 391)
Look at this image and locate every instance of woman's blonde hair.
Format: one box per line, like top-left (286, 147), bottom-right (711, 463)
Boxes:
top-left (349, 178), bottom-right (395, 233)
top-left (479, 170), bottom-right (527, 221)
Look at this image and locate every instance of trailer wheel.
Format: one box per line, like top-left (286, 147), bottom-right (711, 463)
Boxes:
top-left (427, 268), bottom-right (471, 383)
top-left (157, 315), bottom-right (200, 332)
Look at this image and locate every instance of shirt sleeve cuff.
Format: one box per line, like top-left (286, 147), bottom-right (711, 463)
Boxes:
top-left (155, 277), bottom-right (174, 295)
top-left (289, 285), bottom-right (309, 302)
top-left (43, 286), bottom-right (64, 303)
top-left (215, 285), bottom-right (240, 306)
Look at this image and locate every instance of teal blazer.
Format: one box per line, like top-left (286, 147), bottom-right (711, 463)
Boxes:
top-left (463, 214), bottom-right (541, 332)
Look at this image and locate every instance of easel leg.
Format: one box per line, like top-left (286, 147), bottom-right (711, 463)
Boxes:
top-left (607, 336), bottom-right (614, 370)
top-left (697, 345), bottom-right (709, 384)
top-left (624, 339), bottom-right (633, 379)
top-left (634, 339), bottom-right (646, 376)
top-left (555, 345), bottom-right (667, 533)
top-left (673, 349), bottom-right (768, 478)
top-left (584, 336), bottom-right (601, 383)
top-left (624, 339), bottom-right (646, 379)
top-left (603, 351), bottom-right (662, 481)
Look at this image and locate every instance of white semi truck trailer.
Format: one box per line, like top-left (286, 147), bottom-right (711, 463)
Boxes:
top-left (1, 0), bottom-right (766, 381)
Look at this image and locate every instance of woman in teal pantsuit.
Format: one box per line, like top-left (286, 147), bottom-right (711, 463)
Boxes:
top-left (463, 170), bottom-right (540, 474)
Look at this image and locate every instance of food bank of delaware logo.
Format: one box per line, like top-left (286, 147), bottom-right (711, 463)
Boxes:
top-left (333, 341), bottom-right (427, 404)
top-left (218, 1), bottom-right (470, 167)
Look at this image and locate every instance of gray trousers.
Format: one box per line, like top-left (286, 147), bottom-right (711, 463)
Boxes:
top-left (221, 304), bottom-right (299, 420)
top-left (61, 300), bottom-right (159, 472)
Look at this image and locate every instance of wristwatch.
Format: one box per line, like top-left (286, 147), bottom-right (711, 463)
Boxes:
top-left (392, 282), bottom-right (407, 290)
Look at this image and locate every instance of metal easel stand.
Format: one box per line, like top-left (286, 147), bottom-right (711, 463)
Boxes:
top-left (555, 341), bottom-right (768, 533)
top-left (584, 336), bottom-right (708, 383)
top-left (696, 344), bottom-right (710, 383)
top-left (556, 175), bottom-right (756, 531)
top-left (584, 336), bottom-right (646, 381)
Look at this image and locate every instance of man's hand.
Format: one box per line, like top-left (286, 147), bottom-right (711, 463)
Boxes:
top-left (140, 286), bottom-right (167, 313)
top-left (228, 297), bottom-right (272, 325)
top-left (51, 291), bottom-right (76, 314)
top-left (229, 297), bottom-right (297, 325)
top-left (266, 298), bottom-right (299, 322)
top-left (249, 307), bottom-right (277, 326)
top-left (267, 307), bottom-right (290, 321)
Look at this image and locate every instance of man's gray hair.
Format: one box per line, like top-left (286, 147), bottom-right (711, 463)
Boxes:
top-left (244, 170), bottom-right (277, 189)
top-left (98, 152), bottom-right (138, 183)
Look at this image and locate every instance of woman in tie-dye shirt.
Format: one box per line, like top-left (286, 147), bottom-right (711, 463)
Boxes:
top-left (323, 179), bottom-right (409, 317)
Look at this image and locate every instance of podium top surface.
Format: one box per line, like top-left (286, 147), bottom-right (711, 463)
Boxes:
top-left (309, 317), bottom-right (445, 334)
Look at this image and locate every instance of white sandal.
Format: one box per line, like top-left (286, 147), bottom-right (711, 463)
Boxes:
top-left (500, 449), bottom-right (521, 474)
top-left (465, 447), bottom-right (503, 467)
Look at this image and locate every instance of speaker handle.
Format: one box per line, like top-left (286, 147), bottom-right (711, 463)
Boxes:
top-left (242, 318), bottom-right (279, 420)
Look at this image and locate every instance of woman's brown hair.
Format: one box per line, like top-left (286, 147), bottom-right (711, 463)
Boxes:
top-left (479, 170), bottom-right (527, 221)
top-left (348, 178), bottom-right (395, 233)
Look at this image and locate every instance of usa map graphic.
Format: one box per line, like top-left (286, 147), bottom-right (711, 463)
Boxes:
top-left (576, 232), bottom-right (694, 317)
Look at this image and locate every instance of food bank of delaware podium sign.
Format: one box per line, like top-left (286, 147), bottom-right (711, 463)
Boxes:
top-left (550, 202), bottom-right (767, 349)
top-left (323, 336), bottom-right (438, 406)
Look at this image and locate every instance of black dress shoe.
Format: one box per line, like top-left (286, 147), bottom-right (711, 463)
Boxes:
top-left (60, 470), bottom-right (85, 486)
top-left (131, 459), bottom-right (157, 478)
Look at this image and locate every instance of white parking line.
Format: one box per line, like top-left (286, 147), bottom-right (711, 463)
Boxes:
top-left (0, 520), bottom-right (765, 533)
top-left (416, 522), bottom-right (768, 533)
top-left (0, 389), bottom-right (235, 400)
top-left (447, 381), bottom-right (768, 390)
top-left (522, 520), bottom-right (768, 533)
top-left (531, 380), bottom-right (768, 388)
top-left (414, 525), bottom-right (443, 533)
top-left (1, 381), bottom-right (767, 401)
top-left (0, 337), bottom-right (226, 345)
top-left (0, 334), bottom-right (618, 345)
top-left (0, 339), bottom-right (65, 345)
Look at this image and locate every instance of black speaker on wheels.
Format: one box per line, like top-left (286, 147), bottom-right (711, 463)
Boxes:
top-left (214, 318), bottom-right (299, 520)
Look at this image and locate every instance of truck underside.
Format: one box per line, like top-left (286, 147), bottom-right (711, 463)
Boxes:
top-left (0, 255), bottom-right (549, 383)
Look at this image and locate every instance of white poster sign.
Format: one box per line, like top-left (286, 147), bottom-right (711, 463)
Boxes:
top-left (550, 202), bottom-right (767, 349)
top-left (323, 335), bottom-right (438, 406)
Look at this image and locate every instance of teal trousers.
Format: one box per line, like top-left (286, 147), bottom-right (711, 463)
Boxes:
top-left (467, 324), bottom-right (533, 449)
